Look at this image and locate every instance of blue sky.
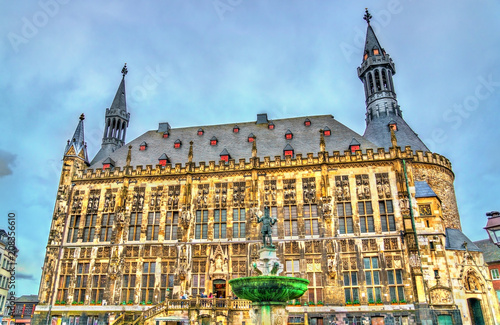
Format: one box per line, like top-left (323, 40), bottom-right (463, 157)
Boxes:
top-left (1, 1), bottom-right (499, 296)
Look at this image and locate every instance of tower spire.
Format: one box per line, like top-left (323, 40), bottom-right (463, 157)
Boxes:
top-left (90, 64), bottom-right (131, 165)
top-left (358, 11), bottom-right (429, 152)
top-left (64, 113), bottom-right (89, 165)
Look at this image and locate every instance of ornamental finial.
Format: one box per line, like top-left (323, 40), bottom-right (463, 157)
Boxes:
top-left (121, 63), bottom-right (128, 77)
top-left (79, 113), bottom-right (85, 120)
top-left (363, 8), bottom-right (372, 25)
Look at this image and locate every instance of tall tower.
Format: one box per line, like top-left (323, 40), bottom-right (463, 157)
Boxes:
top-left (358, 9), bottom-right (429, 152)
top-left (90, 64), bottom-right (130, 165)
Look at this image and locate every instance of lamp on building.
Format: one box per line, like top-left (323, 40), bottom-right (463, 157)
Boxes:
top-left (484, 211), bottom-right (500, 246)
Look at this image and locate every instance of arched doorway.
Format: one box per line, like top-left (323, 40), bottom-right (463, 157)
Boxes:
top-left (467, 298), bottom-right (485, 325)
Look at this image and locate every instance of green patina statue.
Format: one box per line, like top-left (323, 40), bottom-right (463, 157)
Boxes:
top-left (257, 206), bottom-right (277, 247)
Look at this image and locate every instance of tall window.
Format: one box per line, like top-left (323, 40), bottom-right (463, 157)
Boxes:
top-left (141, 262), bottom-right (156, 303)
top-left (67, 215), bottom-right (80, 243)
top-left (121, 262), bottom-right (137, 304)
top-left (146, 212), bottom-right (160, 240)
top-left (359, 201), bottom-right (374, 233)
top-left (191, 260), bottom-right (206, 296)
top-left (73, 263), bottom-right (89, 303)
top-left (100, 213), bottom-right (114, 242)
top-left (270, 207), bottom-right (278, 238)
top-left (387, 255), bottom-right (405, 303)
top-left (364, 257), bottom-right (382, 302)
top-left (164, 211), bottom-right (178, 241)
top-left (285, 259), bottom-right (300, 277)
top-left (82, 214), bottom-right (97, 242)
top-left (128, 212), bottom-right (142, 241)
top-left (232, 208), bottom-right (246, 239)
top-left (284, 205), bottom-right (298, 237)
top-left (57, 261), bottom-right (72, 302)
top-left (160, 261), bottom-right (175, 301)
top-left (380, 200), bottom-right (396, 232)
top-left (491, 269), bottom-right (500, 280)
top-left (303, 205), bottom-right (319, 236)
top-left (91, 263), bottom-right (106, 303)
top-left (213, 209), bottom-right (227, 239)
top-left (343, 256), bottom-right (358, 303)
top-left (306, 258), bottom-right (323, 303)
top-left (195, 210), bottom-right (208, 240)
top-left (338, 202), bottom-right (353, 234)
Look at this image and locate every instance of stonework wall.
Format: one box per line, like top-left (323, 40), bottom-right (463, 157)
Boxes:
top-left (413, 163), bottom-right (461, 230)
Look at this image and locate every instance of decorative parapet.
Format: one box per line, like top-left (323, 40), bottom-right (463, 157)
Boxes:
top-left (78, 147), bottom-right (452, 181)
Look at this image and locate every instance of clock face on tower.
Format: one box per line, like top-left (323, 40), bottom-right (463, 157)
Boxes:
top-left (419, 204), bottom-right (432, 216)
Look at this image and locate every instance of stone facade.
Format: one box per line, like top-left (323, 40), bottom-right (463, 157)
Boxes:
top-left (34, 11), bottom-right (500, 325)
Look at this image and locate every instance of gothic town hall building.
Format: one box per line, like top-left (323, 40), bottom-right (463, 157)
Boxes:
top-left (34, 11), bottom-right (500, 325)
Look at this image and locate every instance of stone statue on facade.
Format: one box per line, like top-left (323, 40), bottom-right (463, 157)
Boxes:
top-left (257, 206), bottom-right (277, 247)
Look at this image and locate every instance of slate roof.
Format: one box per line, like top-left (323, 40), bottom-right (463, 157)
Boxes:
top-left (415, 181), bottom-right (438, 199)
top-left (445, 228), bottom-right (481, 252)
top-left (89, 115), bottom-right (380, 169)
top-left (16, 295), bottom-right (39, 303)
top-left (364, 25), bottom-right (383, 59)
top-left (64, 114), bottom-right (89, 164)
top-left (474, 239), bottom-right (500, 263)
top-left (363, 113), bottom-right (430, 152)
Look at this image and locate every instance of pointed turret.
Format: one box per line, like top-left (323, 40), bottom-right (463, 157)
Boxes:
top-left (64, 113), bottom-right (89, 165)
top-left (90, 64), bottom-right (131, 165)
top-left (358, 9), bottom-right (429, 152)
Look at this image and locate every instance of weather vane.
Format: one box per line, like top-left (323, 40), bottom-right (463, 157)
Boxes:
top-left (363, 8), bottom-right (372, 25)
top-left (121, 63), bottom-right (128, 77)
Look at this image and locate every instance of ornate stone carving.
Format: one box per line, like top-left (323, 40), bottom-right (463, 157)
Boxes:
top-left (376, 173), bottom-right (391, 199)
top-left (87, 189), bottom-right (101, 213)
top-left (215, 183), bottom-right (227, 208)
top-left (283, 179), bottom-right (296, 205)
top-left (398, 193), bottom-right (410, 215)
top-left (180, 205), bottom-right (192, 229)
top-left (149, 186), bottom-right (163, 211)
top-left (71, 190), bottom-right (84, 213)
top-left (302, 177), bottom-right (316, 204)
top-left (196, 184), bottom-right (209, 209)
top-left (209, 243), bottom-right (228, 279)
top-left (264, 180), bottom-right (277, 206)
top-left (232, 181), bottom-right (246, 207)
top-left (355, 174), bottom-right (370, 200)
top-left (335, 176), bottom-right (350, 201)
top-left (327, 255), bottom-right (336, 279)
top-left (430, 288), bottom-right (453, 305)
top-left (464, 270), bottom-right (482, 292)
top-left (131, 187), bottom-right (145, 212)
top-left (167, 185), bottom-right (180, 209)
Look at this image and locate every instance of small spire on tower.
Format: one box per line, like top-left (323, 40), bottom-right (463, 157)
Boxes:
top-left (121, 63), bottom-right (128, 78)
top-left (363, 8), bottom-right (372, 25)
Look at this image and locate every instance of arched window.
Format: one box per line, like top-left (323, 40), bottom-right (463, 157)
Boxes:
top-left (382, 69), bottom-right (388, 90)
top-left (368, 73), bottom-right (375, 95)
top-left (375, 70), bottom-right (381, 92)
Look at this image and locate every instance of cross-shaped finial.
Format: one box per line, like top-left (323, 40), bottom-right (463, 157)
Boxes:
top-left (79, 113), bottom-right (85, 120)
top-left (363, 8), bottom-right (372, 25)
top-left (121, 63), bottom-right (128, 77)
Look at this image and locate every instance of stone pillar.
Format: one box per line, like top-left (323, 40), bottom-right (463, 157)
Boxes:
top-left (253, 302), bottom-right (288, 325)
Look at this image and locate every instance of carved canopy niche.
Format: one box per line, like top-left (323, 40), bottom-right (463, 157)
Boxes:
top-left (429, 286), bottom-right (453, 305)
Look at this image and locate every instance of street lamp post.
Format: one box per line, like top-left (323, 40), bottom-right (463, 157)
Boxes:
top-left (484, 211), bottom-right (500, 246)
top-left (485, 211), bottom-right (500, 245)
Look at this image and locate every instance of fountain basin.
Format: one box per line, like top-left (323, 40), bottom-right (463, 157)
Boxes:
top-left (229, 276), bottom-right (309, 303)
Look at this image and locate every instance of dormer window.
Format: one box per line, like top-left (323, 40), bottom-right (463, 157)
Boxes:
top-left (349, 138), bottom-right (361, 154)
top-left (197, 128), bottom-right (204, 136)
top-left (388, 120), bottom-right (398, 131)
top-left (139, 141), bottom-right (147, 151)
top-left (233, 125), bottom-right (239, 133)
top-left (102, 157), bottom-right (115, 170)
top-left (220, 148), bottom-right (230, 162)
top-left (174, 139), bottom-right (182, 149)
top-left (210, 136), bottom-right (218, 146)
top-left (158, 153), bottom-right (170, 166)
top-left (163, 131), bottom-right (169, 138)
top-left (364, 52), bottom-right (368, 61)
top-left (373, 48), bottom-right (379, 55)
top-left (323, 126), bottom-right (331, 136)
top-left (283, 144), bottom-right (294, 157)
top-left (248, 133), bottom-right (255, 142)
top-left (304, 118), bottom-right (311, 126)
top-left (268, 121), bottom-right (275, 130)
top-left (285, 130), bottom-right (293, 140)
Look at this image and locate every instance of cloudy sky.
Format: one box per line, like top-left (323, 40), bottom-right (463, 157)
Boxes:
top-left (1, 1), bottom-right (499, 296)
